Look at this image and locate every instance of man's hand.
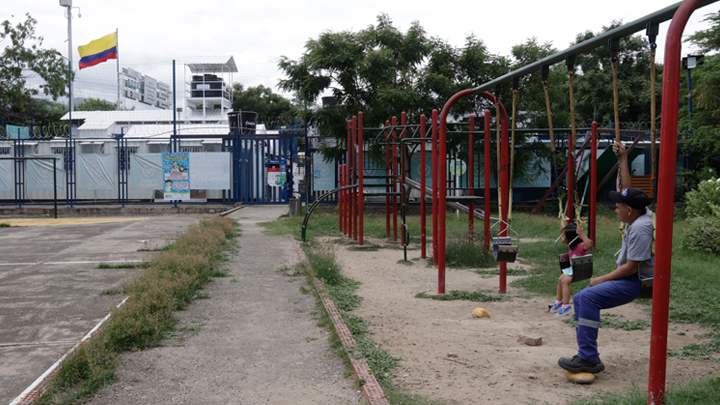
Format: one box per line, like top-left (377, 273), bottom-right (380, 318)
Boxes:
top-left (612, 141), bottom-right (627, 158)
top-left (589, 277), bottom-right (603, 287)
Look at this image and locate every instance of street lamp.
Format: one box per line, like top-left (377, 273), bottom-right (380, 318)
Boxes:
top-left (681, 54), bottom-right (704, 175)
top-left (681, 54), bottom-right (704, 132)
top-left (59, 0), bottom-right (81, 141)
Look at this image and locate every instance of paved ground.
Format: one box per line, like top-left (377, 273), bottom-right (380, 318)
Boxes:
top-left (89, 206), bottom-right (361, 404)
top-left (1, 207), bottom-right (361, 404)
top-left (0, 215), bottom-right (206, 404)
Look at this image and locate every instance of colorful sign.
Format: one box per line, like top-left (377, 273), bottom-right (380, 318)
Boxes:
top-left (162, 152), bottom-right (190, 200)
top-left (267, 159), bottom-right (287, 187)
top-left (449, 159), bottom-right (467, 176)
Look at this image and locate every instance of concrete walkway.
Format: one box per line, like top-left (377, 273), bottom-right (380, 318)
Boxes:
top-left (89, 206), bottom-right (362, 404)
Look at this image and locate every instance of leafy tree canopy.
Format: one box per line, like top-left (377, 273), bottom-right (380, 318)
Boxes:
top-left (278, 14), bottom-right (509, 161)
top-left (681, 10), bottom-right (720, 182)
top-left (232, 83), bottom-right (297, 119)
top-left (0, 13), bottom-right (68, 121)
top-left (572, 21), bottom-right (662, 126)
top-left (75, 98), bottom-right (117, 111)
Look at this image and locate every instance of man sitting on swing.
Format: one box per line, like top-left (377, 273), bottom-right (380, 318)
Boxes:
top-left (558, 141), bottom-right (654, 374)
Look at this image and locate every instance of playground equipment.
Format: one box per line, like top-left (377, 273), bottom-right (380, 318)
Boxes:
top-left (446, 2), bottom-right (716, 401)
top-left (490, 220), bottom-right (519, 263)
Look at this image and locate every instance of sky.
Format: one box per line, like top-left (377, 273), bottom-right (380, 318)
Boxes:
top-left (2, 0), bottom-right (719, 106)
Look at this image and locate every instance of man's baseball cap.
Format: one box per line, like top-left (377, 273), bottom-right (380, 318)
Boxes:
top-left (609, 187), bottom-right (652, 210)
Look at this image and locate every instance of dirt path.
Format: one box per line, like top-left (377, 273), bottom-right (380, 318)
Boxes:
top-left (333, 237), bottom-right (719, 405)
top-left (90, 206), bottom-right (362, 405)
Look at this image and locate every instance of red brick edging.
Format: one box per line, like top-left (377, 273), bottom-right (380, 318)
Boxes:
top-left (292, 240), bottom-right (389, 405)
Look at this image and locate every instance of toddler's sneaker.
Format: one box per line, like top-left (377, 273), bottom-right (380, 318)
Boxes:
top-left (550, 302), bottom-right (562, 313)
top-left (556, 305), bottom-right (574, 317)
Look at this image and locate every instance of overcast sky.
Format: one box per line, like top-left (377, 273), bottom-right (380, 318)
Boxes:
top-left (2, 0), bottom-right (718, 104)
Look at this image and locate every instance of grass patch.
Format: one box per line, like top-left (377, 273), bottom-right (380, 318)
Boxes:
top-left (37, 216), bottom-right (237, 404)
top-left (96, 262), bottom-right (144, 269)
top-left (99, 289), bottom-right (122, 296)
top-left (562, 317), bottom-right (652, 331)
top-left (415, 289), bottom-right (506, 302)
top-left (0, 222), bottom-right (11, 227)
top-left (567, 377), bottom-right (720, 405)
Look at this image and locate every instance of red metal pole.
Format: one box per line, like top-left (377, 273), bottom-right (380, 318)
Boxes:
top-left (401, 112), bottom-right (407, 244)
top-left (439, 89), bottom-right (474, 294)
top-left (484, 110), bottom-right (491, 253)
top-left (650, 2), bottom-right (702, 403)
top-left (358, 112), bottom-right (364, 246)
top-left (352, 115), bottom-right (358, 241)
top-left (590, 122), bottom-right (597, 246)
top-left (432, 110), bottom-right (439, 265)
top-left (347, 121), bottom-right (352, 238)
top-left (385, 120), bottom-right (391, 238)
top-left (420, 114), bottom-right (427, 258)
top-left (392, 116), bottom-right (398, 242)
top-left (339, 164), bottom-right (344, 235)
top-left (498, 96), bottom-right (509, 295)
top-left (468, 115), bottom-right (475, 242)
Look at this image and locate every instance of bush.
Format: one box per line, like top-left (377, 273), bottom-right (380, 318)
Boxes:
top-left (683, 178), bottom-right (720, 255)
top-left (685, 210), bottom-right (720, 255)
top-left (684, 177), bottom-right (720, 218)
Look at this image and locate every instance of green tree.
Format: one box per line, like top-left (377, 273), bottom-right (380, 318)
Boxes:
top-left (231, 83), bottom-right (297, 120)
top-left (279, 14), bottom-right (513, 161)
top-left (0, 14), bottom-right (68, 121)
top-left (278, 14), bottom-right (434, 160)
top-left (75, 98), bottom-right (117, 111)
top-left (572, 21), bottom-right (662, 126)
top-left (681, 10), bottom-right (720, 181)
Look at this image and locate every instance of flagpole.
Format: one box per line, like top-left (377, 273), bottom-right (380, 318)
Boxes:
top-left (66, 6), bottom-right (73, 141)
top-left (116, 29), bottom-right (120, 110)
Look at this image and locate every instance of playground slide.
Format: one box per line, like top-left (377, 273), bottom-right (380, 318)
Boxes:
top-left (404, 178), bottom-right (497, 222)
top-left (574, 145), bottom-right (644, 209)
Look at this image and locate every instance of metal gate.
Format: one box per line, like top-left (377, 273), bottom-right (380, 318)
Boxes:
top-left (227, 134), bottom-right (299, 205)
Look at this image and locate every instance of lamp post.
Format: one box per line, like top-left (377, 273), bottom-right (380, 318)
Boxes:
top-left (59, 0), bottom-right (80, 141)
top-left (681, 54), bottom-right (704, 132)
top-left (681, 54), bottom-right (704, 172)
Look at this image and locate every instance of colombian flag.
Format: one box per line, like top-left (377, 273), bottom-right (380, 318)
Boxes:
top-left (77, 33), bottom-right (117, 70)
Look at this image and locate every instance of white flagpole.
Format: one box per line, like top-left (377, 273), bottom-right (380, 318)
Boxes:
top-left (116, 28), bottom-right (121, 110)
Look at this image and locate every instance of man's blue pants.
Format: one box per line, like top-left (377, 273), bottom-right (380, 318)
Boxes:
top-left (574, 276), bottom-right (641, 364)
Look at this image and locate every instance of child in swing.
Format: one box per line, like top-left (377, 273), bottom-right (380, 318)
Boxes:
top-left (550, 224), bottom-right (594, 317)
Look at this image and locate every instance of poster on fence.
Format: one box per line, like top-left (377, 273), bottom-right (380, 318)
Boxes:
top-left (162, 153), bottom-right (190, 200)
top-left (266, 159), bottom-right (286, 187)
top-left (313, 152), bottom-right (335, 191)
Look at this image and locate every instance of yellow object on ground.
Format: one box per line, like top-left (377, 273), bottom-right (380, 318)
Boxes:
top-left (472, 308), bottom-right (490, 318)
top-left (0, 217), bottom-right (145, 227)
top-left (564, 370), bottom-right (595, 384)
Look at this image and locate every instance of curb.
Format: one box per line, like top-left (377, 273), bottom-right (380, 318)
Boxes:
top-left (292, 240), bottom-right (389, 405)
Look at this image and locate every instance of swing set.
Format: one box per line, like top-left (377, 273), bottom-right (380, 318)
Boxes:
top-left (300, 1), bottom-right (712, 402)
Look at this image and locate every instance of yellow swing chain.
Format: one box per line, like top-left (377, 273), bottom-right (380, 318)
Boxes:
top-left (610, 40), bottom-right (623, 190)
top-left (542, 80), bottom-right (556, 153)
top-left (650, 43), bottom-right (657, 198)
